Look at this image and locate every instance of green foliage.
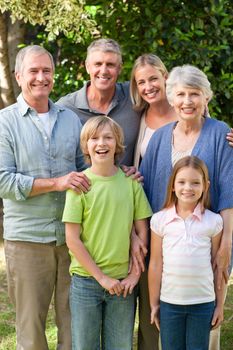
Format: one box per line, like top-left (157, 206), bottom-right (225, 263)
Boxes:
top-left (87, 0), bottom-right (233, 123)
top-left (0, 0), bottom-right (97, 41)
top-left (1, 0), bottom-right (233, 123)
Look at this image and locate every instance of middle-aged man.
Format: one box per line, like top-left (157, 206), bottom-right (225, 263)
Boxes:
top-left (0, 45), bottom-right (90, 350)
top-left (57, 38), bottom-right (152, 350)
top-left (57, 38), bottom-right (141, 166)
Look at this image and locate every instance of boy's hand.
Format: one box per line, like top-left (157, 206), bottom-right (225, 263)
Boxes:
top-left (121, 165), bottom-right (144, 183)
top-left (150, 304), bottom-right (160, 331)
top-left (211, 305), bottom-right (224, 330)
top-left (98, 275), bottom-right (123, 296)
top-left (121, 271), bottom-right (139, 298)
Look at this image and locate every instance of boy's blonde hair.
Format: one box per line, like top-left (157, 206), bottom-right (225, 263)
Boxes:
top-left (163, 156), bottom-right (210, 213)
top-left (80, 116), bottom-right (125, 164)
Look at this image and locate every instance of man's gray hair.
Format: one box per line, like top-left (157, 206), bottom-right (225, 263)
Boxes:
top-left (15, 45), bottom-right (55, 73)
top-left (166, 65), bottom-right (213, 105)
top-left (86, 38), bottom-right (122, 64)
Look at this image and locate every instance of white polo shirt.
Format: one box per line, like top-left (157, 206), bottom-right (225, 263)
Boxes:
top-left (150, 204), bottom-right (223, 305)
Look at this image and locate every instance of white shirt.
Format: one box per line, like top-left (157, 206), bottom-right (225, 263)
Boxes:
top-left (38, 112), bottom-right (51, 137)
top-left (150, 204), bottom-right (223, 305)
top-left (140, 126), bottom-right (155, 159)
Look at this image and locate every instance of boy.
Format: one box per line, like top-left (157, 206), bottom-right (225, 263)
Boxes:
top-left (62, 116), bottom-right (152, 350)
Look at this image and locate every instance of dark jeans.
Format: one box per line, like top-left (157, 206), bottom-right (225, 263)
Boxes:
top-left (160, 300), bottom-right (215, 350)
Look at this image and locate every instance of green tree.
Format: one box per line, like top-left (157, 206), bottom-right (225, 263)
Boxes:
top-left (88, 0), bottom-right (233, 122)
top-left (0, 0), bottom-right (96, 106)
top-left (0, 0), bottom-right (232, 124)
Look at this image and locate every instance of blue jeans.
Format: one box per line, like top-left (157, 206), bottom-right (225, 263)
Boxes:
top-left (160, 300), bottom-right (215, 350)
top-left (70, 274), bottom-right (135, 350)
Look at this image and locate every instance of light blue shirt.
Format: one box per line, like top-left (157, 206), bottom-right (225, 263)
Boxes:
top-left (0, 94), bottom-right (86, 245)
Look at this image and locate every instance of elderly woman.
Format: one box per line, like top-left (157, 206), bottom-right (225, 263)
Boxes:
top-left (140, 65), bottom-right (233, 350)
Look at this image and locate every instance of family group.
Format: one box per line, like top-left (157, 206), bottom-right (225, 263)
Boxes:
top-left (0, 38), bottom-right (233, 350)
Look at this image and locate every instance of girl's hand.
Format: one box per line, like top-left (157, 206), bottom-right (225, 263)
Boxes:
top-left (211, 305), bottom-right (224, 330)
top-left (98, 275), bottom-right (123, 296)
top-left (121, 271), bottom-right (140, 298)
top-left (150, 304), bottom-right (160, 331)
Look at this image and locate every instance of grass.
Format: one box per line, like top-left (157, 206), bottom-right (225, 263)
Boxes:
top-left (0, 241), bottom-right (233, 349)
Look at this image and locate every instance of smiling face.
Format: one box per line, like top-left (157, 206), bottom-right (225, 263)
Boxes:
top-left (85, 50), bottom-right (121, 93)
top-left (173, 166), bottom-right (204, 208)
top-left (15, 53), bottom-right (54, 109)
top-left (172, 85), bottom-right (208, 122)
top-left (87, 123), bottom-right (117, 166)
top-left (134, 64), bottom-right (167, 105)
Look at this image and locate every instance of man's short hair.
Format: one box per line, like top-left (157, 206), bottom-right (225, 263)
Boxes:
top-left (15, 45), bottom-right (55, 73)
top-left (86, 38), bottom-right (122, 64)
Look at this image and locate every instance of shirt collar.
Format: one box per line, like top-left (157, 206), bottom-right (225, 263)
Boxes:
top-left (75, 82), bottom-right (90, 109)
top-left (17, 93), bottom-right (65, 116)
top-left (76, 81), bottom-right (125, 112)
top-left (165, 203), bottom-right (203, 224)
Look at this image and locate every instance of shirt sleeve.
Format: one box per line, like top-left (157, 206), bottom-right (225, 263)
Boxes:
top-left (214, 122), bottom-right (233, 212)
top-left (133, 181), bottom-right (153, 220)
top-left (0, 133), bottom-right (34, 201)
top-left (150, 212), bottom-right (163, 237)
top-left (212, 213), bottom-right (223, 237)
top-left (62, 189), bottom-right (84, 223)
top-left (75, 138), bottom-right (87, 172)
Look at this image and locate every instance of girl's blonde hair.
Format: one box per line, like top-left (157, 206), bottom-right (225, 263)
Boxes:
top-left (130, 53), bottom-right (168, 112)
top-left (80, 115), bottom-right (125, 164)
top-left (163, 156), bottom-right (210, 212)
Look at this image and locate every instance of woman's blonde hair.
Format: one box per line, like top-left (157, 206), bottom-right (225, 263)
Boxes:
top-left (80, 116), bottom-right (125, 164)
top-left (130, 53), bottom-right (168, 112)
top-left (163, 156), bottom-right (210, 212)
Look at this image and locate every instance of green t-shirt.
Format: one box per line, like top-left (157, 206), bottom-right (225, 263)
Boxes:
top-left (62, 168), bottom-right (152, 279)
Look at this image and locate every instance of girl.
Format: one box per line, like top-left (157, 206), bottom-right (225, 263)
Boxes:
top-left (148, 156), bottom-right (224, 350)
top-left (62, 115), bottom-right (152, 350)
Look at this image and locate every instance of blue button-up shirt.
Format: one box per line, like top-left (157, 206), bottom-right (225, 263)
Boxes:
top-left (0, 94), bottom-right (86, 245)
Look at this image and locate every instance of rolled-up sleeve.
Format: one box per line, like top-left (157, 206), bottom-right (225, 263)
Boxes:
top-left (0, 134), bottom-right (34, 201)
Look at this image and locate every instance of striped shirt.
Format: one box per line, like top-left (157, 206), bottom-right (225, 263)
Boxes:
top-left (150, 204), bottom-right (223, 305)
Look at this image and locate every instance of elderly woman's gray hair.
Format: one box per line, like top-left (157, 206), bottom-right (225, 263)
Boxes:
top-left (15, 45), bottom-right (55, 73)
top-left (166, 65), bottom-right (213, 105)
top-left (86, 38), bottom-right (122, 64)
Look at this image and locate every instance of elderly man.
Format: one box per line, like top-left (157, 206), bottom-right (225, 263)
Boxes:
top-left (0, 45), bottom-right (89, 350)
top-left (57, 38), bottom-right (140, 166)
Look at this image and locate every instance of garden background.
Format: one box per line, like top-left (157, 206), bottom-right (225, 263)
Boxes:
top-left (0, 0), bottom-right (233, 348)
